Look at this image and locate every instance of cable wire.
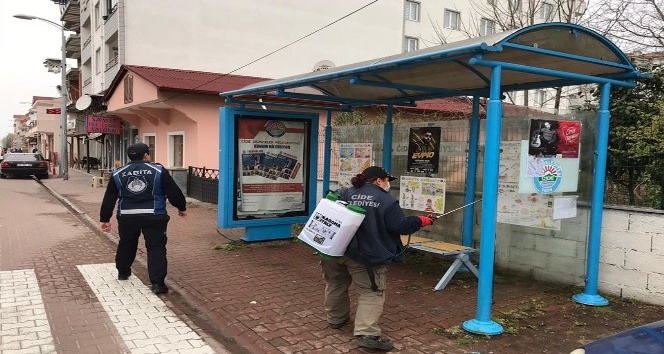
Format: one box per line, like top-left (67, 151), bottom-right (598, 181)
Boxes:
top-left (156, 0), bottom-right (379, 105)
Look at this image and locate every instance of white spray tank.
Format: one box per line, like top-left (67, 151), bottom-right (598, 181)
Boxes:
top-left (297, 191), bottom-right (366, 257)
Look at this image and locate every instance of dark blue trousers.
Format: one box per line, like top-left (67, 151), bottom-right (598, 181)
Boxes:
top-left (116, 214), bottom-right (170, 284)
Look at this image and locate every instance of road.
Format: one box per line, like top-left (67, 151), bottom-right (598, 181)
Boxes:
top-left (0, 177), bottom-right (226, 354)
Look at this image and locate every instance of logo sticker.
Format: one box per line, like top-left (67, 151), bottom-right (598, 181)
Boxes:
top-left (533, 159), bottom-right (562, 194)
top-left (126, 176), bottom-right (148, 194)
top-left (265, 120), bottom-right (287, 138)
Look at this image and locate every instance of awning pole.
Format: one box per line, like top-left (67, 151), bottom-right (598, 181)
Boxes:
top-left (573, 83), bottom-right (611, 306)
top-left (382, 105), bottom-right (394, 170)
top-left (463, 65), bottom-right (504, 336)
top-left (462, 96), bottom-right (481, 247)
top-left (322, 110), bottom-right (332, 197)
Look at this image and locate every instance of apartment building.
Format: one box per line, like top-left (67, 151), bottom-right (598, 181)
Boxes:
top-left (53, 0), bottom-right (587, 171)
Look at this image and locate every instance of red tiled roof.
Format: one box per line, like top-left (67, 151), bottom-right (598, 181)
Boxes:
top-left (404, 97), bottom-right (483, 116)
top-left (394, 96), bottom-right (552, 118)
top-left (13, 115), bottom-right (29, 121)
top-left (104, 65), bottom-right (270, 100)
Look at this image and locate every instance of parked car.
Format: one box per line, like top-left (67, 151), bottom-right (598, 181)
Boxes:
top-left (0, 153), bottom-right (50, 179)
top-left (570, 319), bottom-right (664, 353)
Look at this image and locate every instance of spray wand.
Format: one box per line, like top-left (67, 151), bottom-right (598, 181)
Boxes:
top-left (429, 199), bottom-right (482, 222)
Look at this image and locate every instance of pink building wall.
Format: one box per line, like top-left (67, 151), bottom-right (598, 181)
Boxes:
top-left (107, 72), bottom-right (222, 169)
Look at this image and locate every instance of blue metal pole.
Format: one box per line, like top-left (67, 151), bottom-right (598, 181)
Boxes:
top-left (463, 66), bottom-right (504, 336)
top-left (383, 105), bottom-right (394, 170)
top-left (322, 111), bottom-right (332, 197)
top-left (462, 96), bottom-right (481, 247)
top-left (573, 83), bottom-right (611, 306)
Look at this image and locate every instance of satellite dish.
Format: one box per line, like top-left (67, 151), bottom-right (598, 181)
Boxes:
top-left (75, 95), bottom-right (92, 111)
top-left (312, 60), bottom-right (336, 72)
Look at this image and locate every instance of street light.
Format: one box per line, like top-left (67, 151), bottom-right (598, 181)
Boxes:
top-left (14, 14), bottom-right (68, 180)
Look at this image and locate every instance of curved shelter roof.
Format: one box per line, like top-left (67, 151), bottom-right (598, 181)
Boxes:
top-left (221, 23), bottom-right (641, 109)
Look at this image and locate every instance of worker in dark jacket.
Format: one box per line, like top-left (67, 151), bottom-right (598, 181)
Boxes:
top-left (321, 166), bottom-right (433, 351)
top-left (99, 143), bottom-right (187, 295)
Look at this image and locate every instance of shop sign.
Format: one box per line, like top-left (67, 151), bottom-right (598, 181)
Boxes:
top-left (86, 115), bottom-right (122, 135)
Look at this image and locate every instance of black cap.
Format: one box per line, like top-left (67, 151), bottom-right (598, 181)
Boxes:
top-left (362, 166), bottom-right (396, 181)
top-left (127, 143), bottom-right (150, 160)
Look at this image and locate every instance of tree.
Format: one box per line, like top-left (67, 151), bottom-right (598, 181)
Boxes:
top-left (584, 0), bottom-right (664, 52)
top-left (441, 0), bottom-right (587, 109)
top-left (604, 65), bottom-right (664, 207)
top-left (1, 133), bottom-right (15, 150)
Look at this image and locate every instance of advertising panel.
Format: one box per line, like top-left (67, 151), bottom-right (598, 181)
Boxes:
top-left (236, 117), bottom-right (306, 216)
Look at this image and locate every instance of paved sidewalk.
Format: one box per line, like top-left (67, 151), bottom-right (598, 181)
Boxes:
top-left (39, 168), bottom-right (662, 354)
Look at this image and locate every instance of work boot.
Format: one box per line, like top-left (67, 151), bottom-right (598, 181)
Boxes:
top-left (151, 283), bottom-right (169, 294)
top-left (117, 270), bottom-right (131, 280)
top-left (357, 335), bottom-right (394, 351)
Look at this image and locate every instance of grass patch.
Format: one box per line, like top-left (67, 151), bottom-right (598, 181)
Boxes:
top-left (214, 241), bottom-right (245, 251)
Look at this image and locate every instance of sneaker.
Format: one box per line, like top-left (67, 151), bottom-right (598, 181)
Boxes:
top-left (357, 335), bottom-right (394, 351)
top-left (329, 318), bottom-right (349, 329)
top-left (118, 271), bottom-right (131, 280)
top-left (151, 283), bottom-right (169, 294)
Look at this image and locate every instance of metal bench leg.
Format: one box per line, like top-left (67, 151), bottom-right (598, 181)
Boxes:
top-left (433, 253), bottom-right (479, 291)
top-left (459, 253), bottom-right (479, 278)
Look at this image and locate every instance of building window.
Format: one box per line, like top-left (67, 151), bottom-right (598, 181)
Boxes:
top-left (144, 134), bottom-right (156, 162)
top-left (534, 90), bottom-right (547, 106)
top-left (404, 1), bottom-right (420, 21)
top-left (95, 48), bottom-right (101, 74)
top-left (168, 132), bottom-right (184, 168)
top-left (443, 9), bottom-right (460, 30)
top-left (94, 2), bottom-right (100, 29)
top-left (540, 2), bottom-right (554, 20)
top-left (479, 18), bottom-right (496, 36)
top-left (404, 36), bottom-right (419, 52)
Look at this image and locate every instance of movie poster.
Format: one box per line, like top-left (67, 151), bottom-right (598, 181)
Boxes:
top-left (237, 118), bottom-right (306, 216)
top-left (407, 126), bottom-right (441, 173)
top-left (528, 119), bottom-right (581, 158)
top-left (399, 176), bottom-right (446, 214)
top-left (338, 143), bottom-right (373, 189)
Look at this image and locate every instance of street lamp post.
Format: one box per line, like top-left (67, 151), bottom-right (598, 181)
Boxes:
top-left (14, 14), bottom-right (68, 180)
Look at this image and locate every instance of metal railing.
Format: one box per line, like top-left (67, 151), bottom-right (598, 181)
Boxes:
top-left (187, 166), bottom-right (219, 204)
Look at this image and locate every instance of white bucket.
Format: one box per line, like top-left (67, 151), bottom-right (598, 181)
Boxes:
top-left (297, 198), bottom-right (366, 257)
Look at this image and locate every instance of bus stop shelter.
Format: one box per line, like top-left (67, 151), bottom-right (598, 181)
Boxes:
top-left (220, 22), bottom-right (644, 335)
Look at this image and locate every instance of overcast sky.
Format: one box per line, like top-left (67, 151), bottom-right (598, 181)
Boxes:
top-left (0, 0), bottom-right (68, 139)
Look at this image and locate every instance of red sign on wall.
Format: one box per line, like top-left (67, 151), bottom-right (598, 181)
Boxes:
top-left (86, 115), bottom-right (122, 135)
top-left (46, 108), bottom-right (61, 114)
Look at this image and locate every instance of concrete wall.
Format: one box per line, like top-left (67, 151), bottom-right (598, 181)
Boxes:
top-left (467, 205), bottom-right (664, 306)
top-left (596, 208), bottom-right (664, 306)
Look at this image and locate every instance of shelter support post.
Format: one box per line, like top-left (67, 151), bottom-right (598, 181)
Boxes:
top-left (573, 83), bottom-right (611, 306)
top-left (462, 96), bottom-right (481, 248)
top-left (463, 66), bottom-right (504, 336)
top-left (322, 110), bottom-right (332, 197)
top-left (383, 105), bottom-right (394, 170)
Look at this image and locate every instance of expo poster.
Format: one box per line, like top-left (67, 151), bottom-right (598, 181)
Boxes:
top-left (237, 118), bottom-right (306, 216)
top-left (407, 125), bottom-right (441, 173)
top-left (338, 143), bottom-right (373, 189)
top-left (528, 119), bottom-right (581, 158)
top-left (399, 176), bottom-right (446, 214)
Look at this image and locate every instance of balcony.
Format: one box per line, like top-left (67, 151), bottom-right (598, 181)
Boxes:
top-left (58, 0), bottom-right (80, 32)
top-left (105, 55), bottom-right (118, 72)
top-left (65, 33), bottom-right (81, 60)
